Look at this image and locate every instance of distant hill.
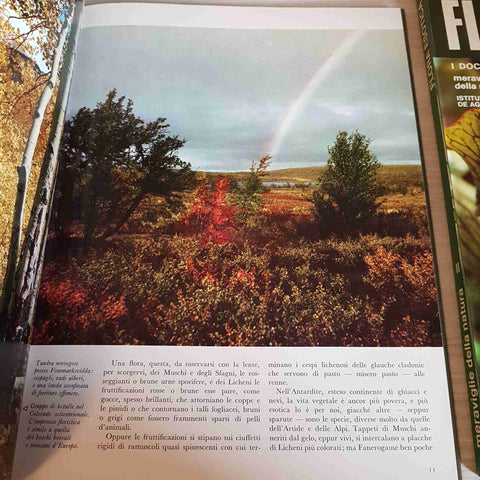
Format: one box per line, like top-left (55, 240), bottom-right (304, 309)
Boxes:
top-left (203, 164), bottom-right (424, 193)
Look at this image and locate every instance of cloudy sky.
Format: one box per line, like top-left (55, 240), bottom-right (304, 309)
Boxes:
top-left (67, 22), bottom-right (420, 172)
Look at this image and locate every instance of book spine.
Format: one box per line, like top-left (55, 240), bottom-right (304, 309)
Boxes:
top-left (417, 0), bottom-right (480, 471)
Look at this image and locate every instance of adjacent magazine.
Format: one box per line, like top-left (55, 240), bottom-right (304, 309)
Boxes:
top-left (417, 0), bottom-right (480, 472)
top-left (0, 1), bottom-right (461, 478)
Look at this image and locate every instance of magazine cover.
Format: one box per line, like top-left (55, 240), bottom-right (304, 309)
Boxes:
top-left (418, 0), bottom-right (480, 471)
top-left (1, 2), bottom-right (459, 479)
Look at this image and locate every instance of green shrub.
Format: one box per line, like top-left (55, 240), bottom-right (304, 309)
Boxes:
top-left (313, 131), bottom-right (380, 230)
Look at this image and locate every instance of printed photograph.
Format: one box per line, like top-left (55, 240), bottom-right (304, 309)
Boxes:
top-left (26, 9), bottom-right (441, 347)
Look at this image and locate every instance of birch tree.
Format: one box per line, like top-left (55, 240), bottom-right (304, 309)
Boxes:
top-left (0, 0), bottom-right (83, 339)
top-left (0, 9), bottom-right (73, 322)
top-left (5, 0), bottom-right (85, 337)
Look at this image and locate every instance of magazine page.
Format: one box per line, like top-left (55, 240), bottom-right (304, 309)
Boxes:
top-left (8, 2), bottom-right (458, 479)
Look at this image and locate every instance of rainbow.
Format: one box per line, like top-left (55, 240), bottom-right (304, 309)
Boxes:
top-left (268, 30), bottom-right (366, 159)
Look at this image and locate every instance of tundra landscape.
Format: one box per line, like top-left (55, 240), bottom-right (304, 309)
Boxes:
top-left (32, 110), bottom-right (439, 348)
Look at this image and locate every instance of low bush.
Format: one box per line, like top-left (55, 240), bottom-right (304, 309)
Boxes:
top-left (34, 230), bottom-right (440, 347)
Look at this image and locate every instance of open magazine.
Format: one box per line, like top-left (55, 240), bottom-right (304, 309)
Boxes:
top-left (1, 1), bottom-right (460, 478)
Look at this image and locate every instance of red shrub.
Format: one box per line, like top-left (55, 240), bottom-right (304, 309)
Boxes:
top-left (177, 178), bottom-right (237, 245)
